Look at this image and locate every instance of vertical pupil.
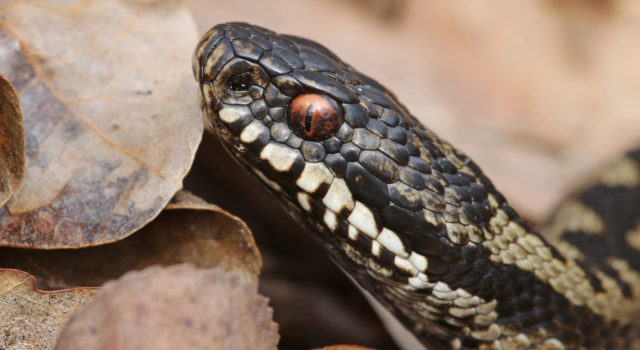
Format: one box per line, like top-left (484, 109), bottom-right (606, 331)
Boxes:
top-left (304, 104), bottom-right (314, 133)
top-left (287, 93), bottom-right (344, 141)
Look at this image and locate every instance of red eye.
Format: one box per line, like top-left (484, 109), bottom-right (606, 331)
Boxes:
top-left (287, 94), bottom-right (343, 141)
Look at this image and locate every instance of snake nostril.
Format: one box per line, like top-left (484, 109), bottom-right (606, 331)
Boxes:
top-left (287, 93), bottom-right (343, 141)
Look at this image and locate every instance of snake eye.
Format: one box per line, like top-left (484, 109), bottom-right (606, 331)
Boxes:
top-left (213, 58), bottom-right (269, 105)
top-left (287, 94), bottom-right (344, 141)
top-left (228, 72), bottom-right (254, 91)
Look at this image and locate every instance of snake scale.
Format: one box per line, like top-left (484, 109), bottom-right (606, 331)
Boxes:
top-left (193, 22), bottom-right (640, 350)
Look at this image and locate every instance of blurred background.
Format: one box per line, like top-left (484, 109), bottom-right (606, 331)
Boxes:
top-left (185, 1), bottom-right (640, 348)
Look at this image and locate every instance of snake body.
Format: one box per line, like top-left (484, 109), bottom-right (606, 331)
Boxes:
top-left (193, 23), bottom-right (640, 349)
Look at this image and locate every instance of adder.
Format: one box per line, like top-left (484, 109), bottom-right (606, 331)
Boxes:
top-left (193, 22), bottom-right (640, 350)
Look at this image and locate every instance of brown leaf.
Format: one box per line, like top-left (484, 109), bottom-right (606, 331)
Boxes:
top-left (55, 264), bottom-right (279, 350)
top-left (0, 190), bottom-right (261, 287)
top-left (0, 0), bottom-right (202, 247)
top-left (0, 75), bottom-right (25, 207)
top-left (0, 269), bottom-right (97, 350)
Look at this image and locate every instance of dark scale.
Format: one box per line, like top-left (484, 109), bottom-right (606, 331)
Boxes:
top-left (269, 37), bottom-right (299, 56)
top-left (461, 202), bottom-right (481, 224)
top-left (292, 70), bottom-right (358, 104)
top-left (425, 255), bottom-right (450, 276)
top-left (456, 267), bottom-right (486, 288)
top-left (405, 139), bottom-right (420, 157)
top-left (432, 157), bottom-right (457, 174)
top-left (351, 128), bottom-right (381, 150)
top-left (300, 141), bottom-right (326, 162)
top-left (360, 84), bottom-right (399, 109)
top-left (424, 177), bottom-right (445, 195)
top-left (298, 46), bottom-right (344, 73)
top-left (468, 183), bottom-right (488, 202)
top-left (225, 27), bottom-right (251, 39)
top-left (367, 118), bottom-right (388, 138)
top-left (398, 166), bottom-right (425, 190)
top-left (397, 115), bottom-right (409, 130)
top-left (322, 137), bottom-right (342, 153)
top-left (422, 192), bottom-right (446, 213)
top-left (359, 150), bottom-right (399, 184)
top-left (353, 232), bottom-right (374, 256)
top-left (380, 108), bottom-right (400, 127)
top-left (249, 99), bottom-right (268, 120)
top-left (444, 190), bottom-right (462, 208)
top-left (379, 139), bottom-right (410, 166)
top-left (345, 162), bottom-right (389, 209)
top-left (286, 133), bottom-right (303, 148)
top-left (388, 182), bottom-right (423, 212)
top-left (381, 203), bottom-right (417, 234)
top-left (259, 53), bottom-right (292, 75)
top-left (442, 172), bottom-right (470, 187)
top-left (268, 106), bottom-right (285, 121)
top-left (250, 36), bottom-right (272, 51)
top-left (414, 211), bottom-right (443, 237)
top-left (201, 39), bottom-right (234, 82)
top-left (272, 74), bottom-right (303, 96)
top-left (471, 201), bottom-right (492, 222)
top-left (408, 156), bottom-right (431, 174)
top-left (231, 38), bottom-right (263, 60)
top-left (263, 83), bottom-right (291, 106)
top-left (448, 259), bottom-right (473, 276)
top-left (410, 231), bottom-right (443, 258)
top-left (361, 99), bottom-right (383, 119)
top-left (271, 47), bottom-right (304, 69)
top-left (325, 153), bottom-right (347, 178)
top-left (270, 122), bottom-right (291, 143)
top-left (378, 247), bottom-right (398, 268)
top-left (343, 103), bottom-right (370, 128)
top-left (332, 214), bottom-right (351, 240)
top-left (387, 127), bottom-right (408, 145)
top-left (335, 123), bottom-right (353, 142)
top-left (339, 142), bottom-right (360, 162)
top-left (440, 240), bottom-right (463, 264)
top-left (261, 115), bottom-right (273, 128)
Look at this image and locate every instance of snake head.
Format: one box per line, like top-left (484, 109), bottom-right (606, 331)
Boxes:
top-left (193, 22), bottom-right (503, 276)
top-left (194, 22), bottom-right (510, 335)
top-left (193, 23), bottom-right (638, 350)
top-left (193, 22), bottom-right (410, 163)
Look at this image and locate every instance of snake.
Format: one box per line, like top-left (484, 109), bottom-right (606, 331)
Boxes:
top-left (192, 22), bottom-right (640, 349)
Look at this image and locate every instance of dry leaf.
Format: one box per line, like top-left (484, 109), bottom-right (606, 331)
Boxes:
top-left (0, 0), bottom-right (202, 247)
top-left (0, 190), bottom-right (261, 288)
top-left (55, 264), bottom-right (279, 350)
top-left (0, 269), bottom-right (97, 350)
top-left (0, 74), bottom-right (25, 207)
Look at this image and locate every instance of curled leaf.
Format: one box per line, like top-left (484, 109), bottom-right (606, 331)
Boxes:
top-left (0, 269), bottom-right (97, 350)
top-left (0, 75), bottom-right (25, 207)
top-left (0, 190), bottom-right (261, 288)
top-left (55, 265), bottom-right (279, 350)
top-left (0, 0), bottom-right (202, 247)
